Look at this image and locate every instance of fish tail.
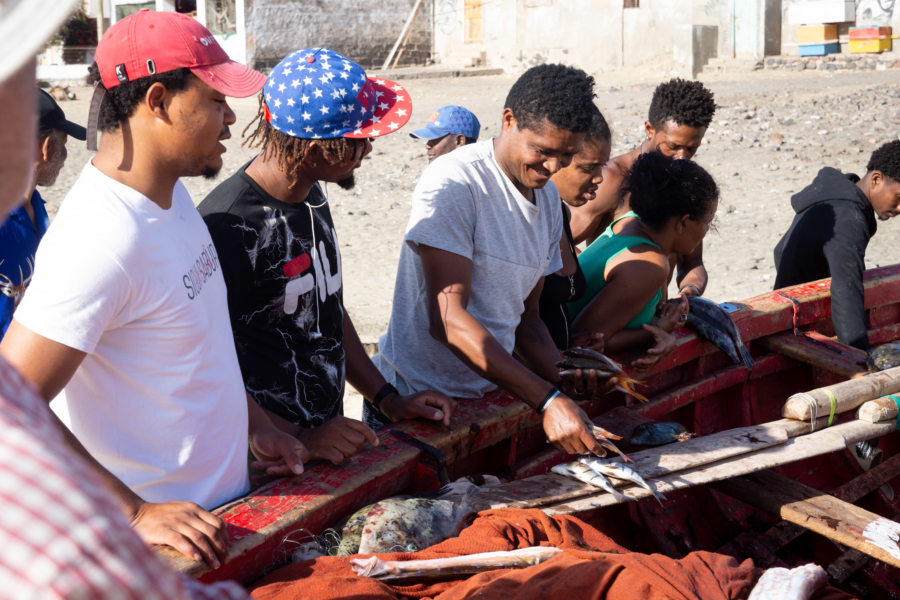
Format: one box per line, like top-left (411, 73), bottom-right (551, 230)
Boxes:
top-left (617, 379), bottom-right (650, 403)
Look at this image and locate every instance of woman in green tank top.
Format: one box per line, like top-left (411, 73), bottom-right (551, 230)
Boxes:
top-left (567, 152), bottom-right (719, 365)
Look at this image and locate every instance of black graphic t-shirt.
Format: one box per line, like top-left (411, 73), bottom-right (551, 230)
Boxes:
top-left (199, 165), bottom-right (344, 428)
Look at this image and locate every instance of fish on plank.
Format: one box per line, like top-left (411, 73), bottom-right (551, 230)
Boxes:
top-left (685, 296), bottom-right (754, 369)
top-left (550, 462), bottom-right (633, 502)
top-left (578, 457), bottom-right (666, 505)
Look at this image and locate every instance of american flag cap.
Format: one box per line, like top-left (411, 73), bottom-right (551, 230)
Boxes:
top-left (263, 47), bottom-right (412, 139)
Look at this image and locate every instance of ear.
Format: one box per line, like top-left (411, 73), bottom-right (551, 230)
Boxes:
top-left (644, 121), bottom-right (655, 139)
top-left (455, 134), bottom-right (467, 147)
top-left (145, 82), bottom-right (171, 121)
top-left (674, 214), bottom-right (689, 234)
top-left (301, 141), bottom-right (323, 168)
top-left (501, 107), bottom-right (517, 132)
top-left (869, 170), bottom-right (884, 191)
top-left (37, 134), bottom-right (53, 163)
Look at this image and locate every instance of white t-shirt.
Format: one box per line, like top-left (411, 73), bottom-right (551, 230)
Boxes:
top-left (374, 140), bottom-right (563, 398)
top-left (16, 162), bottom-right (249, 510)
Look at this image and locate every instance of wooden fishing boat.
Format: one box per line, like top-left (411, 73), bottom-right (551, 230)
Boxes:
top-left (166, 264), bottom-right (900, 596)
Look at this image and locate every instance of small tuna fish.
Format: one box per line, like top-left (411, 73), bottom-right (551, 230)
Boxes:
top-left (551, 462), bottom-right (632, 502)
top-left (557, 347), bottom-right (650, 402)
top-left (686, 296), bottom-right (754, 370)
top-left (579, 458), bottom-right (666, 505)
top-left (629, 422), bottom-right (694, 446)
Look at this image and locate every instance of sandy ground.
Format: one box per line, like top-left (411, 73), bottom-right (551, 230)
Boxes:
top-left (40, 66), bottom-right (900, 418)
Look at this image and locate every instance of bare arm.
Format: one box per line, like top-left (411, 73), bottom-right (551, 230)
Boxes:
top-left (570, 254), bottom-right (670, 354)
top-left (420, 245), bottom-right (603, 455)
top-left (344, 311), bottom-right (455, 426)
top-left (0, 319), bottom-right (231, 568)
top-left (675, 241), bottom-right (707, 297)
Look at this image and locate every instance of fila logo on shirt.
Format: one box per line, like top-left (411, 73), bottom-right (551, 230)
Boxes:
top-left (282, 227), bottom-right (342, 314)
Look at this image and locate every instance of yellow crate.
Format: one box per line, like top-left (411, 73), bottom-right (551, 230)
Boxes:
top-left (798, 25), bottom-right (837, 44)
top-left (849, 37), bottom-right (892, 53)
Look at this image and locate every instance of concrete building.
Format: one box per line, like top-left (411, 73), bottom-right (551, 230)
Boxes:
top-left (41, 0), bottom-right (900, 83)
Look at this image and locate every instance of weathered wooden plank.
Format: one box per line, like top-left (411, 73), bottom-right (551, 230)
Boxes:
top-left (760, 331), bottom-right (867, 379)
top-left (713, 470), bottom-right (900, 569)
top-left (533, 418), bottom-right (895, 513)
top-left (756, 453), bottom-right (900, 553)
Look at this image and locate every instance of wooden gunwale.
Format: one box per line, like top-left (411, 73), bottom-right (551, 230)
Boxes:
top-left (167, 265), bottom-right (900, 586)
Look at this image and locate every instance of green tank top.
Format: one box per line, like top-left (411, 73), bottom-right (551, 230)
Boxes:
top-left (567, 212), bottom-right (663, 329)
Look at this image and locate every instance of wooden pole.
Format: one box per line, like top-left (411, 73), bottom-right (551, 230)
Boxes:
top-left (382, 0), bottom-right (423, 71)
top-left (782, 365), bottom-right (900, 422)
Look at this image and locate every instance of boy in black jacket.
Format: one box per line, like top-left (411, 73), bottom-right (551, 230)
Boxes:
top-left (774, 141), bottom-right (900, 350)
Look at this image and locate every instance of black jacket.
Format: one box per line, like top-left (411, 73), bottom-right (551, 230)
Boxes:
top-left (773, 167), bottom-right (876, 350)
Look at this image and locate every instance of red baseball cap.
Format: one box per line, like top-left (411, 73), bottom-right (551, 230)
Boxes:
top-left (94, 9), bottom-right (265, 98)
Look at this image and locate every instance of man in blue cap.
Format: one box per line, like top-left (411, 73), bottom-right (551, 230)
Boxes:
top-left (199, 48), bottom-right (455, 464)
top-left (0, 89), bottom-right (86, 339)
top-left (410, 104), bottom-right (480, 162)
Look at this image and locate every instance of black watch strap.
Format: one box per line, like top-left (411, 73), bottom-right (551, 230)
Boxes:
top-left (371, 382), bottom-right (399, 410)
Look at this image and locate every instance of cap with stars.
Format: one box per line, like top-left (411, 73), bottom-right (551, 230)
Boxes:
top-left (263, 47), bottom-right (412, 139)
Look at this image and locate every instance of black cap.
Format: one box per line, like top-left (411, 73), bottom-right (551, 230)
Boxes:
top-left (37, 89), bottom-right (86, 141)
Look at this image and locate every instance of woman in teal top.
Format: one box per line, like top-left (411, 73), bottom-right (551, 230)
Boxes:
top-left (568, 152), bottom-right (719, 362)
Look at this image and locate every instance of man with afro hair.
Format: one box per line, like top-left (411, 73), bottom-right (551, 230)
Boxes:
top-left (774, 140), bottom-right (900, 351)
top-left (373, 64), bottom-right (610, 456)
top-left (570, 78), bottom-right (716, 300)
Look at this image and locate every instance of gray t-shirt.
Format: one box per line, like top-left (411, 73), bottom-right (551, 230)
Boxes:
top-left (373, 139), bottom-right (563, 398)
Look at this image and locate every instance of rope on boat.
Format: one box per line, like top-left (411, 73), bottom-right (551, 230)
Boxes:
top-left (800, 392), bottom-right (818, 432)
top-left (825, 389), bottom-right (837, 427)
top-left (776, 291), bottom-right (801, 336)
top-left (889, 394), bottom-right (900, 429)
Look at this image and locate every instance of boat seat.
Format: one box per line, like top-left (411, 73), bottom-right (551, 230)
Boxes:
top-left (759, 331), bottom-right (868, 379)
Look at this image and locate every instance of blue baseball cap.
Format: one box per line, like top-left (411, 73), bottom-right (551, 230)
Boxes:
top-left (409, 105), bottom-right (480, 141)
top-left (263, 47), bottom-right (412, 139)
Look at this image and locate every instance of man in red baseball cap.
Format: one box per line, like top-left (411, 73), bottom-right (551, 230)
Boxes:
top-left (1, 10), bottom-right (307, 568)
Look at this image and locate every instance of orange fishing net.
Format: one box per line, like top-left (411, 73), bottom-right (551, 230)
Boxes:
top-left (250, 508), bottom-right (854, 600)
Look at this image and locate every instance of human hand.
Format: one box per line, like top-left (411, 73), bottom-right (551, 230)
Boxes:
top-left (569, 331), bottom-right (604, 353)
top-left (382, 390), bottom-right (457, 427)
top-left (541, 394), bottom-right (605, 455)
top-left (296, 416), bottom-right (377, 465)
top-left (631, 323), bottom-right (677, 371)
top-left (249, 426), bottom-right (310, 475)
top-left (653, 295), bottom-right (689, 332)
top-left (558, 368), bottom-right (618, 400)
top-left (130, 500), bottom-right (229, 568)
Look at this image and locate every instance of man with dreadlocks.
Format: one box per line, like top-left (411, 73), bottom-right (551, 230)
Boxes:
top-left (199, 48), bottom-right (455, 464)
top-left (569, 78), bottom-right (716, 301)
top-left (774, 141), bottom-right (900, 351)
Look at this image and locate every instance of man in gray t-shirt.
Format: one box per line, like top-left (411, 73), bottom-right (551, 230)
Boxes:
top-left (374, 64), bottom-right (607, 455)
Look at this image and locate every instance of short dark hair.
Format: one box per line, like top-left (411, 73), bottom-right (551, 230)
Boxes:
top-left (626, 152), bottom-right (719, 230)
top-left (586, 106), bottom-right (611, 145)
top-left (648, 78), bottom-right (716, 130)
top-left (464, 136), bottom-right (478, 145)
top-left (86, 62), bottom-right (191, 132)
top-left (504, 64), bottom-right (596, 133)
top-left (867, 140), bottom-right (900, 182)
